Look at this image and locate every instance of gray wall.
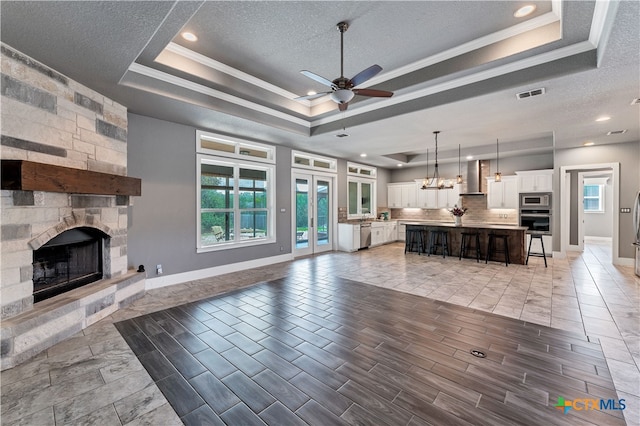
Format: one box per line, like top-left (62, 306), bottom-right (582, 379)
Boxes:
top-left (584, 176), bottom-right (614, 238)
top-left (127, 113), bottom-right (292, 278)
top-left (554, 140), bottom-right (640, 258)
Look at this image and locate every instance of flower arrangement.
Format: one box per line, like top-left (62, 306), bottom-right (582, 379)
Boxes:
top-left (449, 204), bottom-right (467, 217)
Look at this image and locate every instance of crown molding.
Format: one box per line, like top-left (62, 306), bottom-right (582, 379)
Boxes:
top-left (127, 62), bottom-right (311, 127)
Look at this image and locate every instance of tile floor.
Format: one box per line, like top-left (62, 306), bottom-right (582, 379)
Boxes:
top-left (1, 239), bottom-right (638, 425)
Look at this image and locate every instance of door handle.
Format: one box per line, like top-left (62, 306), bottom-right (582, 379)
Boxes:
top-left (311, 218), bottom-right (313, 228)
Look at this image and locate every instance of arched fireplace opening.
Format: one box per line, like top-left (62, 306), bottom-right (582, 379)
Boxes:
top-left (32, 227), bottom-right (107, 302)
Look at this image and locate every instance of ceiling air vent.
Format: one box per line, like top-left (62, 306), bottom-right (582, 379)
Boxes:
top-left (335, 133), bottom-right (349, 138)
top-left (607, 130), bottom-right (627, 135)
top-left (516, 88), bottom-right (546, 100)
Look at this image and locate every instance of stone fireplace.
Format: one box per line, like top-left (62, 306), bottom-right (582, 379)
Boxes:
top-left (1, 44), bottom-right (145, 369)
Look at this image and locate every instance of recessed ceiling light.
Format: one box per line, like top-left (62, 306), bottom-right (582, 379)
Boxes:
top-left (181, 32), bottom-right (198, 42)
top-left (514, 5), bottom-right (536, 18)
top-left (360, 153), bottom-right (367, 157)
top-left (583, 141), bottom-right (595, 146)
top-left (307, 91), bottom-right (317, 96)
top-left (466, 155), bottom-right (474, 160)
top-left (595, 116), bottom-right (611, 122)
top-left (397, 164), bottom-right (403, 167)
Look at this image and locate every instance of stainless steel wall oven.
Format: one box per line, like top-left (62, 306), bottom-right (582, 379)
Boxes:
top-left (519, 193), bottom-right (552, 235)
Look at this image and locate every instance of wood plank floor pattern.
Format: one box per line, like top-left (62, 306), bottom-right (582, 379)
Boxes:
top-left (116, 276), bottom-right (625, 426)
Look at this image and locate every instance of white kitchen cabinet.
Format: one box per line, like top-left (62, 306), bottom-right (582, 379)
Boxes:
top-left (417, 186), bottom-right (438, 208)
top-left (516, 169), bottom-right (553, 193)
top-left (487, 176), bottom-right (518, 209)
top-left (437, 184), bottom-right (461, 209)
top-left (416, 184), bottom-right (459, 209)
top-left (387, 184), bottom-right (402, 208)
top-left (371, 221), bottom-right (398, 246)
top-left (387, 183), bottom-right (418, 208)
top-left (371, 222), bottom-right (386, 247)
top-left (401, 184), bottom-right (417, 207)
top-left (385, 221), bottom-right (397, 243)
top-left (338, 223), bottom-right (360, 252)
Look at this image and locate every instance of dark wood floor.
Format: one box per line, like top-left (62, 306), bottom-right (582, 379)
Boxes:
top-left (115, 274), bottom-right (626, 426)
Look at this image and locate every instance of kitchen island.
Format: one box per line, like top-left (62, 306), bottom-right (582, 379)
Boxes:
top-left (401, 221), bottom-right (528, 265)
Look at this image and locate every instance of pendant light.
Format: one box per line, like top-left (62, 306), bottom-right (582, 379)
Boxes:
top-left (421, 131), bottom-right (453, 190)
top-left (456, 144), bottom-right (463, 184)
top-left (494, 138), bottom-right (502, 182)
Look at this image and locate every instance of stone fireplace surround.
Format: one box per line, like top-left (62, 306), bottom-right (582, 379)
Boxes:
top-left (1, 44), bottom-right (145, 370)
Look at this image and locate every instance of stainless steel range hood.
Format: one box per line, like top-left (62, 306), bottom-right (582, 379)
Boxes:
top-left (459, 160), bottom-right (487, 196)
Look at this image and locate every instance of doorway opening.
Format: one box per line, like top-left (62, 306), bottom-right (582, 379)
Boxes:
top-left (560, 163), bottom-right (619, 264)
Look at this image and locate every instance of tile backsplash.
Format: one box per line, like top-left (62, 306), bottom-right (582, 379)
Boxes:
top-left (386, 196), bottom-right (518, 224)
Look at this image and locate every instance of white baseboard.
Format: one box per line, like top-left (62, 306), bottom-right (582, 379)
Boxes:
top-left (584, 236), bottom-right (613, 243)
top-left (145, 253), bottom-right (294, 290)
top-left (614, 257), bottom-right (634, 267)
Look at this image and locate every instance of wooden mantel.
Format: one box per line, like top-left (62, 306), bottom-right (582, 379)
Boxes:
top-left (1, 160), bottom-right (141, 196)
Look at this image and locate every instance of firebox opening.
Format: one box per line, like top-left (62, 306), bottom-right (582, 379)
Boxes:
top-left (33, 227), bottom-right (106, 303)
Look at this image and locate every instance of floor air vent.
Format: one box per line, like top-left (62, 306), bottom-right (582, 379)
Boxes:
top-left (516, 88), bottom-right (545, 100)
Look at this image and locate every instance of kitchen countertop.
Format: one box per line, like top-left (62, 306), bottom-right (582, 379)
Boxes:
top-left (400, 220), bottom-right (527, 231)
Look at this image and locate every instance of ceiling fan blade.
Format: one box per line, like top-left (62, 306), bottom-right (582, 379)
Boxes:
top-left (294, 92), bottom-right (331, 101)
top-left (350, 64), bottom-right (382, 87)
top-left (338, 103), bottom-right (349, 112)
top-left (300, 70), bottom-right (336, 88)
top-left (352, 88), bottom-right (393, 98)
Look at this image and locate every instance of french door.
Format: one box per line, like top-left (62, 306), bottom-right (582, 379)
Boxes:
top-left (293, 173), bottom-right (334, 257)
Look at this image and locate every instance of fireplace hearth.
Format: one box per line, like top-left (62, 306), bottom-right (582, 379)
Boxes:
top-left (32, 227), bottom-right (106, 303)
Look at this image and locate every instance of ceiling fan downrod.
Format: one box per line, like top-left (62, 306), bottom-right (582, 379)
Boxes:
top-left (337, 22), bottom-right (348, 80)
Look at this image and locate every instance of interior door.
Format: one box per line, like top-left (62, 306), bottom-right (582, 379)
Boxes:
top-left (294, 173), bottom-right (333, 257)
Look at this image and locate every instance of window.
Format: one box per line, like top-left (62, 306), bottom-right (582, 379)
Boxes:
top-left (292, 151), bottom-right (337, 172)
top-left (583, 184), bottom-right (604, 212)
top-left (347, 162), bottom-right (376, 219)
top-left (197, 132), bottom-right (275, 252)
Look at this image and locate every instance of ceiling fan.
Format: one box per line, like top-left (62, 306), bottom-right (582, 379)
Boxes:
top-left (296, 22), bottom-right (393, 111)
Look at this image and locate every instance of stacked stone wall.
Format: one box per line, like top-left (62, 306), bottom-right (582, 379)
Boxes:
top-left (1, 44), bottom-right (130, 319)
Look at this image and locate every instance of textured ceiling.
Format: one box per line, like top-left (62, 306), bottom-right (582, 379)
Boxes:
top-left (1, 1), bottom-right (638, 168)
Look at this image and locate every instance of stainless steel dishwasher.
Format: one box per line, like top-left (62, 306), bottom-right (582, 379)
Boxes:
top-left (359, 222), bottom-right (371, 249)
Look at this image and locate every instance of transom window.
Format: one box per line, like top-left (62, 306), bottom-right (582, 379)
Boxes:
top-left (197, 131), bottom-right (275, 252)
top-left (292, 151), bottom-right (337, 172)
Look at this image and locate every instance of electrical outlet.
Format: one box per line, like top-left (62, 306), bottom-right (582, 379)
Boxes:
top-left (156, 264), bottom-right (163, 275)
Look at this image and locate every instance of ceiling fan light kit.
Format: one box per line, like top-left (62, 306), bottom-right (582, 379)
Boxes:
top-left (330, 89), bottom-right (355, 104)
top-left (296, 21), bottom-right (394, 110)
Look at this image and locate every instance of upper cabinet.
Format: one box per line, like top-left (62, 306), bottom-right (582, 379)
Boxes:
top-left (388, 183), bottom-right (417, 208)
top-left (389, 182), bottom-right (460, 209)
top-left (487, 176), bottom-right (518, 209)
top-left (437, 184), bottom-right (461, 209)
top-left (516, 169), bottom-right (553, 193)
top-left (416, 185), bottom-right (438, 209)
